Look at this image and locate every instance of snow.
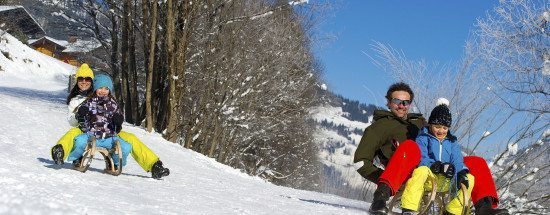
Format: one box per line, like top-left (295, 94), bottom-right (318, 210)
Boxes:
top-left (507, 142), bottom-right (518, 155)
top-left (483, 131), bottom-right (491, 137)
top-left (309, 105), bottom-right (370, 131)
top-left (289, 0), bottom-right (309, 6)
top-left (0, 31), bottom-right (370, 214)
top-left (0, 5), bottom-right (22, 12)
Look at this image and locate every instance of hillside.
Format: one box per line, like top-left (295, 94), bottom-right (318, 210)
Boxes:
top-left (0, 30), bottom-right (370, 214)
top-left (311, 90), bottom-right (381, 200)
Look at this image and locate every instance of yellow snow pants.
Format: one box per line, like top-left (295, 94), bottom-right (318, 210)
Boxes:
top-left (401, 166), bottom-right (475, 215)
top-left (53, 128), bottom-right (159, 172)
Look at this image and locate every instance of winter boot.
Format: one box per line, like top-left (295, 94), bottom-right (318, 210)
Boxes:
top-left (72, 158), bottom-right (82, 168)
top-left (474, 197), bottom-right (510, 215)
top-left (151, 160), bottom-right (170, 179)
top-left (51, 144), bottom-right (64, 165)
top-left (369, 183), bottom-right (392, 214)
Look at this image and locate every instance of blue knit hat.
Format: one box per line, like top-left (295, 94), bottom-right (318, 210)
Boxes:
top-left (93, 74), bottom-right (114, 92)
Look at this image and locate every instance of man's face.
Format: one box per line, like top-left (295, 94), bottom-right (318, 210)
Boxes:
top-left (387, 90), bottom-right (411, 119)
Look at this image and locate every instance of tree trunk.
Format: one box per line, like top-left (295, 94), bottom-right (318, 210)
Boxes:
top-left (164, 0), bottom-right (178, 142)
top-left (129, 0), bottom-right (139, 125)
top-left (145, 0), bottom-right (158, 132)
top-left (120, 0), bottom-right (132, 124)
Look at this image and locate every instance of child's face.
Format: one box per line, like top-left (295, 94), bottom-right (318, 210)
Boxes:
top-left (96, 87), bottom-right (110, 97)
top-left (429, 124), bottom-right (449, 141)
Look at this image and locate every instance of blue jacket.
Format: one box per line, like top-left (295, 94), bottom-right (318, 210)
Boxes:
top-left (416, 126), bottom-right (467, 177)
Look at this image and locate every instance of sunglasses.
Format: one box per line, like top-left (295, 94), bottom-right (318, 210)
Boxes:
top-left (391, 98), bottom-right (412, 106)
top-left (77, 77), bottom-right (93, 82)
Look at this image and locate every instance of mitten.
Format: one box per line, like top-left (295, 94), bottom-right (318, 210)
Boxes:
top-left (76, 105), bottom-right (89, 125)
top-left (457, 169), bottom-right (469, 189)
top-left (430, 161), bottom-right (443, 174)
top-left (109, 113), bottom-right (124, 133)
top-left (442, 162), bottom-right (455, 179)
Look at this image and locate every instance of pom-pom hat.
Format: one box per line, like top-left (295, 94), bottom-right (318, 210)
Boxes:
top-left (428, 98), bottom-right (452, 127)
top-left (75, 63), bottom-right (94, 80)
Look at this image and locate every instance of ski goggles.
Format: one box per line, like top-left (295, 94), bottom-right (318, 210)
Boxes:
top-left (391, 98), bottom-right (411, 106)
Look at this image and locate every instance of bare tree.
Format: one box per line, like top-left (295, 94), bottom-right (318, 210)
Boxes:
top-left (473, 0), bottom-right (550, 212)
top-left (476, 0), bottom-right (549, 115)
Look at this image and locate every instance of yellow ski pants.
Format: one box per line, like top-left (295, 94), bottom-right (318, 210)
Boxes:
top-left (53, 127), bottom-right (159, 172)
top-left (401, 166), bottom-right (475, 215)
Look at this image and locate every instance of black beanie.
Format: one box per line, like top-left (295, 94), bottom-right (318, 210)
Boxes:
top-left (428, 98), bottom-right (452, 127)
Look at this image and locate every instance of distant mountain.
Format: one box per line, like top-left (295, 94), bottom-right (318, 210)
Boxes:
top-left (310, 88), bottom-right (383, 200)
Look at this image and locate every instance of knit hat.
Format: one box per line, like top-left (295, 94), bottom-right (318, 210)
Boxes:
top-left (93, 74), bottom-right (114, 92)
top-left (428, 98), bottom-right (452, 127)
top-left (75, 63), bottom-right (94, 80)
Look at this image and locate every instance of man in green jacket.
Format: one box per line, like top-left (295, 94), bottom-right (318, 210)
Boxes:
top-left (354, 82), bottom-right (509, 215)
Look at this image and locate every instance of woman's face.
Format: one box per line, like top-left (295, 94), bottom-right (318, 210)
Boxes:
top-left (96, 87), bottom-right (110, 97)
top-left (429, 124), bottom-right (449, 141)
top-left (77, 77), bottom-right (92, 91)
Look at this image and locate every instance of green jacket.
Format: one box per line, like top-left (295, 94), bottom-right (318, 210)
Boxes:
top-left (353, 110), bottom-right (425, 181)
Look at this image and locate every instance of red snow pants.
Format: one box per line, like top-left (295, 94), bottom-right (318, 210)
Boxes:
top-left (378, 140), bottom-right (499, 208)
top-left (464, 156), bottom-right (499, 208)
top-left (378, 140), bottom-right (421, 195)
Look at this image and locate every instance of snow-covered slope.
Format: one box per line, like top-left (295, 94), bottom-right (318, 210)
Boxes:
top-left (0, 31), bottom-right (370, 214)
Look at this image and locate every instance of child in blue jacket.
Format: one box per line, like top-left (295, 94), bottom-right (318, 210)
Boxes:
top-left (66, 74), bottom-right (132, 168)
top-left (401, 98), bottom-right (474, 215)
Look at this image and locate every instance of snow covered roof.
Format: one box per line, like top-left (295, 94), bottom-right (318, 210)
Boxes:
top-left (0, 5), bottom-right (45, 37)
top-left (29, 36), bottom-right (101, 53)
top-left (63, 39), bottom-right (102, 53)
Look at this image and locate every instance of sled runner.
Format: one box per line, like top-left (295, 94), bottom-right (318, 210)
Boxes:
top-left (388, 177), bottom-right (471, 215)
top-left (73, 136), bottom-right (123, 176)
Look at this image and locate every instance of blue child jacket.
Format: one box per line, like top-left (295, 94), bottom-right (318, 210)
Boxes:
top-left (416, 126), bottom-right (467, 178)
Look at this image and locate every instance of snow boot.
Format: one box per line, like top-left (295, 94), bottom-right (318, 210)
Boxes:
top-left (51, 144), bottom-right (64, 165)
top-left (369, 183), bottom-right (391, 214)
top-left (474, 197), bottom-right (510, 215)
top-left (72, 158), bottom-right (82, 168)
top-left (151, 160), bottom-right (170, 179)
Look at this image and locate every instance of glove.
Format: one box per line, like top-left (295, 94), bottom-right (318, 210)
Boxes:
top-left (109, 113), bottom-right (124, 133)
top-left (442, 162), bottom-right (455, 179)
top-left (456, 169), bottom-right (469, 189)
top-left (76, 105), bottom-right (89, 125)
top-left (430, 161), bottom-right (443, 174)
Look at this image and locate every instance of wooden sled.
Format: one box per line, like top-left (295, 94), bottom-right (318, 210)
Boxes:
top-left (388, 177), bottom-right (471, 215)
top-left (73, 136), bottom-right (123, 176)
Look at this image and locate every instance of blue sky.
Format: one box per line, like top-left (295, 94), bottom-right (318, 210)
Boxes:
top-left (316, 0), bottom-right (498, 107)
